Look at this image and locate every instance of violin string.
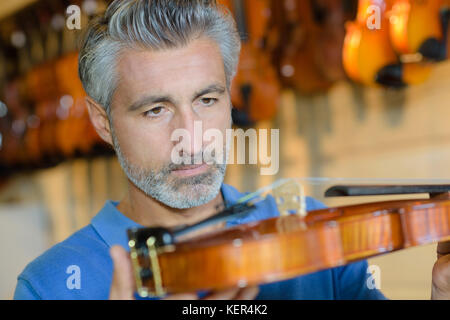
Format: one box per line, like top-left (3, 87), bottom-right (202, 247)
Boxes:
top-left (236, 178), bottom-right (292, 204)
top-left (235, 177), bottom-right (450, 205)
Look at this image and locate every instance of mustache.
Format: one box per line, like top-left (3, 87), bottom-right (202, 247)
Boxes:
top-left (170, 149), bottom-right (225, 170)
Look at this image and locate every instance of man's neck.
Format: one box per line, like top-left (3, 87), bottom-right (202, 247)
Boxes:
top-left (116, 181), bottom-right (225, 229)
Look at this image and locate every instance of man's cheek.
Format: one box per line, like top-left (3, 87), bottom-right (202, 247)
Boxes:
top-left (120, 131), bottom-right (165, 164)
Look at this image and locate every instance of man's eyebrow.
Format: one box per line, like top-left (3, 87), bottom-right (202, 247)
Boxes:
top-left (193, 84), bottom-right (226, 100)
top-left (127, 84), bottom-right (226, 112)
top-left (127, 95), bottom-right (175, 112)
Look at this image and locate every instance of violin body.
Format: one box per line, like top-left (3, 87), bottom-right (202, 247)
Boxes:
top-left (2, 77), bottom-right (29, 168)
top-left (55, 52), bottom-right (101, 157)
top-left (129, 182), bottom-right (450, 297)
top-left (231, 43), bottom-right (280, 122)
top-left (274, 0), bottom-right (333, 93)
top-left (342, 0), bottom-right (433, 87)
top-left (312, 0), bottom-right (354, 83)
top-left (343, 0), bottom-right (399, 85)
top-left (389, 0), bottom-right (446, 61)
top-left (220, 0), bottom-right (280, 124)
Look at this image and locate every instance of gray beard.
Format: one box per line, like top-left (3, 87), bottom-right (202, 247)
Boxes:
top-left (111, 132), bottom-right (227, 209)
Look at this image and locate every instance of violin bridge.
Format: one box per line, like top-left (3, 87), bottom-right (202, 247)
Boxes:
top-left (273, 178), bottom-right (307, 218)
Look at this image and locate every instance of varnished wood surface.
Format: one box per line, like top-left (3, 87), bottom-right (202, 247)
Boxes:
top-left (139, 197), bottom-right (450, 293)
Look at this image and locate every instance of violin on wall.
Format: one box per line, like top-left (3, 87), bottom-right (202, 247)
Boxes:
top-left (1, 15), bottom-right (35, 169)
top-left (342, 0), bottom-right (450, 87)
top-left (0, 32), bottom-right (27, 170)
top-left (54, 0), bottom-right (105, 158)
top-left (271, 0), bottom-right (354, 94)
top-left (312, 0), bottom-right (356, 84)
top-left (273, 0), bottom-right (333, 93)
top-left (343, 0), bottom-right (402, 87)
top-left (219, 0), bottom-right (280, 125)
top-left (0, 0), bottom-right (109, 172)
top-left (389, 0), bottom-right (449, 62)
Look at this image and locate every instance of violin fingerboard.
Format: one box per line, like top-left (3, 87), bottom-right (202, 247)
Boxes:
top-left (325, 185), bottom-right (450, 197)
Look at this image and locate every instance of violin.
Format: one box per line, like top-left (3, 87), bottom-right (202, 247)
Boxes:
top-left (311, 0), bottom-right (356, 83)
top-left (55, 0), bottom-right (106, 157)
top-left (219, 0), bottom-right (280, 125)
top-left (388, 0), bottom-right (449, 62)
top-left (273, 0), bottom-right (333, 93)
top-left (25, 6), bottom-right (62, 166)
top-left (1, 17), bottom-right (33, 169)
top-left (0, 0), bottom-right (109, 170)
top-left (275, 0), bottom-right (355, 93)
top-left (342, 0), bottom-right (433, 87)
top-left (127, 178), bottom-right (450, 297)
top-left (0, 35), bottom-right (25, 170)
top-left (54, 0), bottom-right (88, 158)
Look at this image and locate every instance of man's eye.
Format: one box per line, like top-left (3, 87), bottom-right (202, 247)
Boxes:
top-left (200, 98), bottom-right (217, 106)
top-left (144, 106), bottom-right (165, 117)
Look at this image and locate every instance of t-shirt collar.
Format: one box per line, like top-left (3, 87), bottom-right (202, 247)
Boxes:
top-left (90, 184), bottom-right (243, 250)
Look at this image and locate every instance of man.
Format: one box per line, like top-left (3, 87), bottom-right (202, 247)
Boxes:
top-left (14, 0), bottom-right (449, 300)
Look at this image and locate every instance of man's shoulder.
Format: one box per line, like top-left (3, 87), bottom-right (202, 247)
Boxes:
top-left (21, 224), bottom-right (107, 274)
top-left (15, 224), bottom-right (111, 299)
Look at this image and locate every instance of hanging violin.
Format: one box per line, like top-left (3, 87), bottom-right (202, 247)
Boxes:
top-left (388, 0), bottom-right (449, 62)
top-left (219, 0), bottom-right (280, 125)
top-left (342, 0), bottom-right (433, 87)
top-left (272, 0), bottom-right (355, 93)
top-left (274, 0), bottom-right (333, 93)
top-left (127, 178), bottom-right (450, 297)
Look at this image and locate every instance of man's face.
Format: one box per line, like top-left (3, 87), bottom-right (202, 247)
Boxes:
top-left (108, 38), bottom-right (232, 209)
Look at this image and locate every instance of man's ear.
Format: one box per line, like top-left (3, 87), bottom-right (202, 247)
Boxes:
top-left (85, 97), bottom-right (113, 146)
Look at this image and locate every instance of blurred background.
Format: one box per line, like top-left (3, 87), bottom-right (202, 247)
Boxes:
top-left (1, 0), bottom-right (450, 299)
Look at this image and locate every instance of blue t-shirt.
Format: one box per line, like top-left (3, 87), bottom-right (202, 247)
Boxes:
top-left (13, 184), bottom-right (386, 300)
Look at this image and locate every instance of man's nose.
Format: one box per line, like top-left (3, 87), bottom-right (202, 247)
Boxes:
top-left (175, 108), bottom-right (204, 157)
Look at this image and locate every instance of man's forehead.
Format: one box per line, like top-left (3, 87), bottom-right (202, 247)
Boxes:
top-left (115, 38), bottom-right (227, 100)
top-left (118, 39), bottom-right (224, 79)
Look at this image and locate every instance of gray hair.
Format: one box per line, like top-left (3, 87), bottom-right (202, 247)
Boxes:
top-left (78, 0), bottom-right (241, 115)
